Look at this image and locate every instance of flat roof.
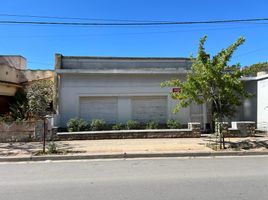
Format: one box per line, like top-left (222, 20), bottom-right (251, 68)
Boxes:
top-left (241, 74), bottom-right (268, 81)
top-left (0, 55), bottom-right (26, 59)
top-left (57, 54), bottom-right (191, 61)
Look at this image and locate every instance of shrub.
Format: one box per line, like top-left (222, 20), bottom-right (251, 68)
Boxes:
top-left (145, 121), bottom-right (159, 129)
top-left (9, 88), bottom-right (29, 121)
top-left (166, 119), bottom-right (181, 129)
top-left (0, 114), bottom-right (14, 123)
top-left (26, 79), bottom-right (54, 119)
top-left (112, 123), bottom-right (124, 130)
top-left (90, 119), bottom-right (106, 131)
top-left (47, 142), bottom-right (57, 154)
top-left (67, 118), bottom-right (88, 132)
top-left (126, 120), bottom-right (140, 130)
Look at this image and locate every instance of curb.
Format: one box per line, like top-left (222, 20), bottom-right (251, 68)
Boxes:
top-left (1, 151), bottom-right (268, 162)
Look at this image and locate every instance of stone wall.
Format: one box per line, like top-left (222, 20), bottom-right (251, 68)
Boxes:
top-left (214, 121), bottom-right (256, 137)
top-left (0, 121), bottom-right (36, 142)
top-left (57, 122), bottom-right (201, 140)
top-left (225, 121), bottom-right (256, 137)
top-left (0, 121), bottom-right (49, 142)
top-left (188, 122), bottom-right (201, 137)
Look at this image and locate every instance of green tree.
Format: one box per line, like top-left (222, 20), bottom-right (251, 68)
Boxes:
top-left (27, 79), bottom-right (54, 153)
top-left (26, 80), bottom-right (54, 119)
top-left (162, 36), bottom-right (250, 149)
top-left (242, 62), bottom-right (268, 76)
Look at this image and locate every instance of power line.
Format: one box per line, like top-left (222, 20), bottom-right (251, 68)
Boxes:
top-left (234, 46), bottom-right (268, 58)
top-left (1, 24), bottom-right (266, 38)
top-left (0, 18), bottom-right (268, 26)
top-left (0, 13), bottom-right (174, 23)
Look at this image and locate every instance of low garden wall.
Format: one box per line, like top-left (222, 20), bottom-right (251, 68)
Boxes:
top-left (0, 121), bottom-right (37, 142)
top-left (0, 120), bottom-right (257, 142)
top-left (0, 120), bottom-right (53, 142)
top-left (57, 122), bottom-right (201, 140)
top-left (225, 121), bottom-right (256, 137)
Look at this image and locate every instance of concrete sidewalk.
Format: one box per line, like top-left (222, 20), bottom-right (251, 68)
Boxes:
top-left (0, 137), bottom-right (268, 158)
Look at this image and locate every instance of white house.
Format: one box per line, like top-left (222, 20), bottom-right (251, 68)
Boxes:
top-left (239, 72), bottom-right (268, 131)
top-left (54, 54), bottom-right (211, 128)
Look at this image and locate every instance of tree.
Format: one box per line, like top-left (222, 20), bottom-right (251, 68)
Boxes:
top-left (26, 79), bottom-right (54, 119)
top-left (27, 79), bottom-right (54, 153)
top-left (242, 62), bottom-right (268, 76)
top-left (161, 36), bottom-right (251, 149)
top-left (6, 80), bottom-right (54, 122)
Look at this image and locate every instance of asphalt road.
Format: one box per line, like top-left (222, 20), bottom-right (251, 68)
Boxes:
top-left (0, 156), bottom-right (268, 200)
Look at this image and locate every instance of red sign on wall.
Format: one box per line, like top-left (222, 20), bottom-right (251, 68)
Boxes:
top-left (172, 88), bottom-right (181, 93)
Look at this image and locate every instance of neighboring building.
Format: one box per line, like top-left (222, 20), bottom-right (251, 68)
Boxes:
top-left (54, 54), bottom-right (268, 132)
top-left (0, 55), bottom-right (54, 115)
top-left (238, 72), bottom-right (268, 131)
top-left (54, 54), bottom-right (212, 128)
top-left (257, 73), bottom-right (268, 131)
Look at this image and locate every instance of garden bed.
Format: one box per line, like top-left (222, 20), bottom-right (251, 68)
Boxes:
top-left (57, 122), bottom-right (201, 140)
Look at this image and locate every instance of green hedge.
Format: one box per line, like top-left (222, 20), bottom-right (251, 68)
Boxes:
top-left (66, 118), bottom-right (182, 131)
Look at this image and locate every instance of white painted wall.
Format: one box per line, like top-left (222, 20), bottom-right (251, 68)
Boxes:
top-left (58, 73), bottom-right (192, 127)
top-left (257, 77), bottom-right (268, 131)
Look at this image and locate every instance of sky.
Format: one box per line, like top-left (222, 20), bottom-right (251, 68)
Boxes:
top-left (0, 0), bottom-right (268, 69)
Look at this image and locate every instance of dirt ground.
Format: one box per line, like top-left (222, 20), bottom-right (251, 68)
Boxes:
top-left (0, 136), bottom-right (268, 157)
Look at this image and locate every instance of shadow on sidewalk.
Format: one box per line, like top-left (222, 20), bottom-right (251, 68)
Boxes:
top-left (0, 142), bottom-right (86, 156)
top-left (227, 140), bottom-right (268, 150)
top-left (0, 143), bottom-right (39, 156)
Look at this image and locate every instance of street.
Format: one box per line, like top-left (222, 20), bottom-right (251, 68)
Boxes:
top-left (0, 156), bottom-right (268, 200)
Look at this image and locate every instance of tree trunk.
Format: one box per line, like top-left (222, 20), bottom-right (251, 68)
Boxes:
top-left (218, 115), bottom-right (226, 149)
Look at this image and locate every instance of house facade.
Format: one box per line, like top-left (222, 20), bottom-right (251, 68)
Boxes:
top-left (257, 73), bottom-right (268, 131)
top-left (54, 54), bottom-right (211, 128)
top-left (54, 54), bottom-right (268, 132)
top-left (0, 55), bottom-right (54, 115)
top-left (238, 73), bottom-right (268, 131)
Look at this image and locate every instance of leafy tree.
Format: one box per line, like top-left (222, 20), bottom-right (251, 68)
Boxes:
top-left (162, 36), bottom-right (251, 149)
top-left (26, 80), bottom-right (54, 119)
top-left (26, 79), bottom-right (54, 154)
top-left (242, 62), bottom-right (268, 76)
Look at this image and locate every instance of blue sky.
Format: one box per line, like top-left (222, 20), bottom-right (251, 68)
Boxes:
top-left (0, 0), bottom-right (268, 69)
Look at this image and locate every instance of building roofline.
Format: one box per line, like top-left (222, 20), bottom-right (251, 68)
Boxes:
top-left (0, 80), bottom-right (22, 88)
top-left (0, 55), bottom-right (26, 60)
top-left (55, 68), bottom-right (190, 75)
top-left (56, 54), bottom-right (191, 61)
top-left (19, 69), bottom-right (54, 72)
top-left (241, 74), bottom-right (268, 81)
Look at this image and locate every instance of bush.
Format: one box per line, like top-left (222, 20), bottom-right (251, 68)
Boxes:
top-left (126, 120), bottom-right (140, 130)
top-left (166, 119), bottom-right (181, 129)
top-left (26, 79), bottom-right (54, 119)
top-left (67, 118), bottom-right (88, 132)
top-left (47, 142), bottom-right (57, 154)
top-left (112, 123), bottom-right (124, 130)
top-left (90, 119), bottom-right (106, 131)
top-left (0, 114), bottom-right (14, 123)
top-left (145, 121), bottom-right (159, 129)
